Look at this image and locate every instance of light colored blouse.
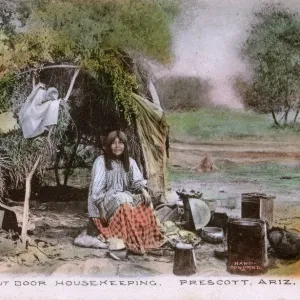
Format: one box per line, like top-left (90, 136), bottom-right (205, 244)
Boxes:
top-left (88, 155), bottom-right (146, 218)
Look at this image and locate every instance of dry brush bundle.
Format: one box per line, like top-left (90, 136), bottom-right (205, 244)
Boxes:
top-left (0, 131), bottom-right (52, 190)
top-left (197, 152), bottom-right (217, 173)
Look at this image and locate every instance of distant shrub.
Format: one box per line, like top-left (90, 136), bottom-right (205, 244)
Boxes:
top-left (155, 76), bottom-right (213, 110)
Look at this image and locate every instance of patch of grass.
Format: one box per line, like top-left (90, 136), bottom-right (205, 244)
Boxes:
top-left (167, 108), bottom-right (300, 142)
top-left (168, 162), bottom-right (300, 194)
top-left (225, 163), bottom-right (300, 193)
top-left (167, 167), bottom-right (201, 182)
top-left (167, 165), bottom-right (224, 186)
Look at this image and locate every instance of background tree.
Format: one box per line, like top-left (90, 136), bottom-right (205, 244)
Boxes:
top-left (155, 76), bottom-right (213, 111)
top-left (240, 4), bottom-right (300, 126)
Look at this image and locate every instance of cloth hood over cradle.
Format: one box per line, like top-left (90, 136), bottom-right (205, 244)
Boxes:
top-left (19, 82), bottom-right (61, 138)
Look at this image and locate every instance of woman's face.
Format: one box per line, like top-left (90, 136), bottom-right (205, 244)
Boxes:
top-left (111, 137), bottom-right (125, 157)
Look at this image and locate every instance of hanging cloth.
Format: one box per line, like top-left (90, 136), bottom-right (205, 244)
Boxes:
top-left (19, 82), bottom-right (61, 138)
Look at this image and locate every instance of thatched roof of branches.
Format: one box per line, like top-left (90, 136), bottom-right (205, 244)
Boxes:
top-left (0, 0), bottom-right (178, 204)
top-left (0, 56), bottom-right (169, 206)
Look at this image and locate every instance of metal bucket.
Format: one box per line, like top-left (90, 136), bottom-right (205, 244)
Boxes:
top-left (173, 243), bottom-right (197, 276)
top-left (227, 218), bottom-right (268, 275)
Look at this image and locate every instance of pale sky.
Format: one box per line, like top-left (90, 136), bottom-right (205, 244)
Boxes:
top-left (153, 0), bottom-right (300, 108)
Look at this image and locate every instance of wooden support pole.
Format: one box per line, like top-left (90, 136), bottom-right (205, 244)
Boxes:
top-left (64, 68), bottom-right (80, 102)
top-left (21, 155), bottom-right (41, 247)
top-left (32, 75), bottom-right (36, 88)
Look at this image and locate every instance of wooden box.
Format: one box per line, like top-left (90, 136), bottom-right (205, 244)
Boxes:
top-left (241, 193), bottom-right (275, 227)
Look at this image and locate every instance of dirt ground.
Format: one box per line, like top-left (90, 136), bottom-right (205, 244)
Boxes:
top-left (170, 140), bottom-right (300, 164)
top-left (0, 140), bottom-right (300, 277)
top-left (169, 140), bottom-right (300, 222)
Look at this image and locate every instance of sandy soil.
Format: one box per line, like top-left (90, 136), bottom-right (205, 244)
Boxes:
top-left (169, 140), bottom-right (300, 232)
top-left (0, 140), bottom-right (299, 277)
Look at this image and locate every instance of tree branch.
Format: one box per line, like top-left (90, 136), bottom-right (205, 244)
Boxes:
top-left (17, 65), bottom-right (80, 76)
top-left (294, 110), bottom-right (299, 123)
top-left (271, 110), bottom-right (280, 126)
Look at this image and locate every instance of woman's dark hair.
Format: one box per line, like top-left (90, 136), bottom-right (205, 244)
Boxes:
top-left (104, 130), bottom-right (130, 172)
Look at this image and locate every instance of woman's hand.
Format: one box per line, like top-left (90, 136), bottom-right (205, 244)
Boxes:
top-left (141, 188), bottom-right (151, 206)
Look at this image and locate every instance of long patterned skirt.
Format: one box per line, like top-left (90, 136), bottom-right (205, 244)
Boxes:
top-left (92, 202), bottom-right (163, 254)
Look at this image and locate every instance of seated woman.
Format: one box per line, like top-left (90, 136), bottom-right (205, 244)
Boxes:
top-left (88, 130), bottom-right (163, 254)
